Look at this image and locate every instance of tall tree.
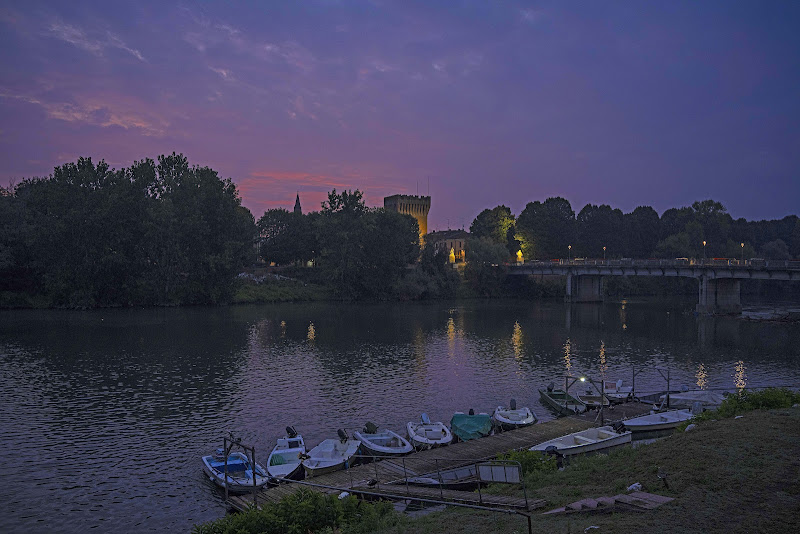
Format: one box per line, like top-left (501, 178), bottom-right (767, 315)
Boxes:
top-left (469, 206), bottom-right (515, 247)
top-left (516, 197), bottom-right (576, 260)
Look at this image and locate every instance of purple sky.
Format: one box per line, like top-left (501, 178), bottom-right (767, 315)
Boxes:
top-left (1, 1), bottom-right (798, 229)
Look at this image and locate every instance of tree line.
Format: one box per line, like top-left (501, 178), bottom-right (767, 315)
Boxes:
top-left (3, 153), bottom-right (797, 307)
top-left (0, 154), bottom-right (255, 307)
top-left (469, 198), bottom-right (800, 262)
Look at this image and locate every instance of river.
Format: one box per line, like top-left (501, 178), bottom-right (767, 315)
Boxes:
top-left (1, 298), bottom-right (798, 532)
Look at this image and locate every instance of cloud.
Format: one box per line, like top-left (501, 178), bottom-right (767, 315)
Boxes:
top-left (0, 90), bottom-right (167, 135)
top-left (209, 66), bottom-right (234, 81)
top-left (47, 21), bottom-right (146, 62)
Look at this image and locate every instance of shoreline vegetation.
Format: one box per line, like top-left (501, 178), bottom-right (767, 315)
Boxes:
top-left (194, 389), bottom-right (800, 534)
top-left (2, 154), bottom-right (798, 310)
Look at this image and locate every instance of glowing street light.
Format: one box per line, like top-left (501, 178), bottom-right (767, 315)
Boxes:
top-left (603, 246), bottom-right (606, 262)
top-left (702, 240), bottom-right (707, 262)
top-left (740, 242), bottom-right (744, 263)
top-left (568, 244), bottom-right (572, 262)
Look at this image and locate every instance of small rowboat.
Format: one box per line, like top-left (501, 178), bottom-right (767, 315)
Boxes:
top-left (266, 426), bottom-right (306, 482)
top-left (577, 391), bottom-right (611, 409)
top-left (492, 399), bottom-right (538, 430)
top-left (406, 413), bottom-right (452, 450)
top-left (202, 449), bottom-right (269, 493)
top-left (539, 387), bottom-right (587, 415)
top-left (302, 430), bottom-right (361, 477)
top-left (623, 409), bottom-right (693, 432)
top-left (530, 426), bottom-right (632, 456)
top-left (604, 379), bottom-right (634, 402)
top-left (354, 422), bottom-right (413, 458)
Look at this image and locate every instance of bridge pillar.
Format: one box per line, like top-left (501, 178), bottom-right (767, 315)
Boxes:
top-left (565, 274), bottom-right (603, 303)
top-left (697, 276), bottom-right (742, 315)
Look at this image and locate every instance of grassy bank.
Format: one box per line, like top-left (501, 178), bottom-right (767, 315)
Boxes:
top-left (195, 390), bottom-right (800, 534)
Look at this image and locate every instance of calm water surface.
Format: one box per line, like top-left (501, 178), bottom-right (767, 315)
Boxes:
top-left (1, 298), bottom-right (799, 533)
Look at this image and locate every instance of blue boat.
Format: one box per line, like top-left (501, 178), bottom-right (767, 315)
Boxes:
top-left (202, 449), bottom-right (269, 493)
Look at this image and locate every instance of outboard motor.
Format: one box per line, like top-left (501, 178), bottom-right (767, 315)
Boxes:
top-left (468, 408), bottom-right (475, 416)
top-left (286, 426), bottom-right (298, 438)
top-left (364, 421), bottom-right (379, 434)
top-left (421, 413), bottom-right (431, 424)
top-left (337, 428), bottom-right (349, 443)
top-left (547, 382), bottom-right (555, 393)
top-left (510, 398), bottom-right (517, 410)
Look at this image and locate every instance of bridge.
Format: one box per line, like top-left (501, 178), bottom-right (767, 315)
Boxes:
top-left (507, 258), bottom-right (800, 314)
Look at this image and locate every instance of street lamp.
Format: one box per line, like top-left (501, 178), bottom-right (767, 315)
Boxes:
top-left (568, 245), bottom-right (572, 262)
top-left (740, 242), bottom-right (744, 263)
top-left (702, 240), bottom-right (706, 262)
top-left (603, 246), bottom-right (606, 262)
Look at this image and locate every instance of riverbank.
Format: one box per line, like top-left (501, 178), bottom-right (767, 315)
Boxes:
top-left (196, 397), bottom-right (800, 534)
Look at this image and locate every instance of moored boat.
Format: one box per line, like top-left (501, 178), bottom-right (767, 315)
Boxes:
top-left (604, 379), bottom-right (634, 402)
top-left (450, 410), bottom-right (493, 442)
top-left (202, 449), bottom-right (269, 493)
top-left (492, 399), bottom-right (538, 430)
top-left (623, 409), bottom-right (693, 432)
top-left (577, 391), bottom-right (611, 409)
top-left (266, 426), bottom-right (306, 482)
top-left (539, 386), bottom-right (587, 415)
top-left (530, 426), bottom-right (632, 456)
top-left (406, 413), bottom-right (453, 449)
top-left (353, 422), bottom-right (413, 458)
top-left (302, 429), bottom-right (361, 477)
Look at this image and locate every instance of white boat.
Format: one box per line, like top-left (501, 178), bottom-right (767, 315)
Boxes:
top-left (623, 409), bottom-right (694, 432)
top-left (266, 426), bottom-right (306, 482)
top-left (577, 391), bottom-right (611, 409)
top-left (406, 413), bottom-right (453, 449)
top-left (202, 449), bottom-right (269, 493)
top-left (302, 430), bottom-right (361, 477)
top-left (530, 426), bottom-right (632, 456)
top-left (604, 379), bottom-right (634, 402)
top-left (492, 399), bottom-right (537, 430)
top-left (353, 422), bottom-right (413, 458)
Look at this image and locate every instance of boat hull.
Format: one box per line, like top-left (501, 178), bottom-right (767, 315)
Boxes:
top-left (538, 388), bottom-right (587, 415)
top-left (353, 430), bottom-right (413, 457)
top-left (301, 439), bottom-right (361, 478)
top-left (623, 409), bottom-right (693, 432)
top-left (202, 452), bottom-right (269, 494)
top-left (530, 426), bottom-right (632, 457)
top-left (406, 421), bottom-right (452, 449)
top-left (491, 407), bottom-right (537, 430)
top-left (267, 435), bottom-right (306, 482)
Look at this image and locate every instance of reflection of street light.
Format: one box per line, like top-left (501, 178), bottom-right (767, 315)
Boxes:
top-left (568, 245), bottom-right (572, 262)
top-left (740, 242), bottom-right (744, 263)
top-left (702, 240), bottom-right (707, 262)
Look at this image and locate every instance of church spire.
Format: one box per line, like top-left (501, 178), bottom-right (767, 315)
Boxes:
top-left (293, 192), bottom-right (302, 214)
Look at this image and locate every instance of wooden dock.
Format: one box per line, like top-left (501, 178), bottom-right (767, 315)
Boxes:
top-left (228, 402), bottom-right (654, 513)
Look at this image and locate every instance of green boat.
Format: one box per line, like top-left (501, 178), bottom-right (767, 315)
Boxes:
top-left (539, 387), bottom-right (587, 415)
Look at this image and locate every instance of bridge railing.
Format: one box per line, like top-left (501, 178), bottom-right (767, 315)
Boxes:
top-left (515, 258), bottom-right (800, 270)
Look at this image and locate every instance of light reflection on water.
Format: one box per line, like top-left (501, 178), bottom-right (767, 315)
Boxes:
top-left (0, 298), bottom-right (798, 533)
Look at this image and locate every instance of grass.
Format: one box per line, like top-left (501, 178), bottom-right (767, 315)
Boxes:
top-left (374, 404), bottom-right (800, 534)
top-left (232, 279), bottom-right (331, 304)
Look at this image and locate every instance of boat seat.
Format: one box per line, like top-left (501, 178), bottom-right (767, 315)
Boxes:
top-left (573, 436), bottom-right (596, 445)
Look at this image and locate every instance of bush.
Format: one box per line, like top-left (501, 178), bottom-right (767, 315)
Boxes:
top-left (686, 387), bottom-right (800, 426)
top-left (496, 448), bottom-right (557, 477)
top-left (192, 488), bottom-right (399, 534)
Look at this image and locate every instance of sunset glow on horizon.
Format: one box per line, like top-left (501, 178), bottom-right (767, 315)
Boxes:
top-left (2, 1), bottom-right (799, 227)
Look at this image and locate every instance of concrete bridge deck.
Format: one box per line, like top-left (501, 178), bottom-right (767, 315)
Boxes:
top-left (506, 258), bottom-right (800, 314)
